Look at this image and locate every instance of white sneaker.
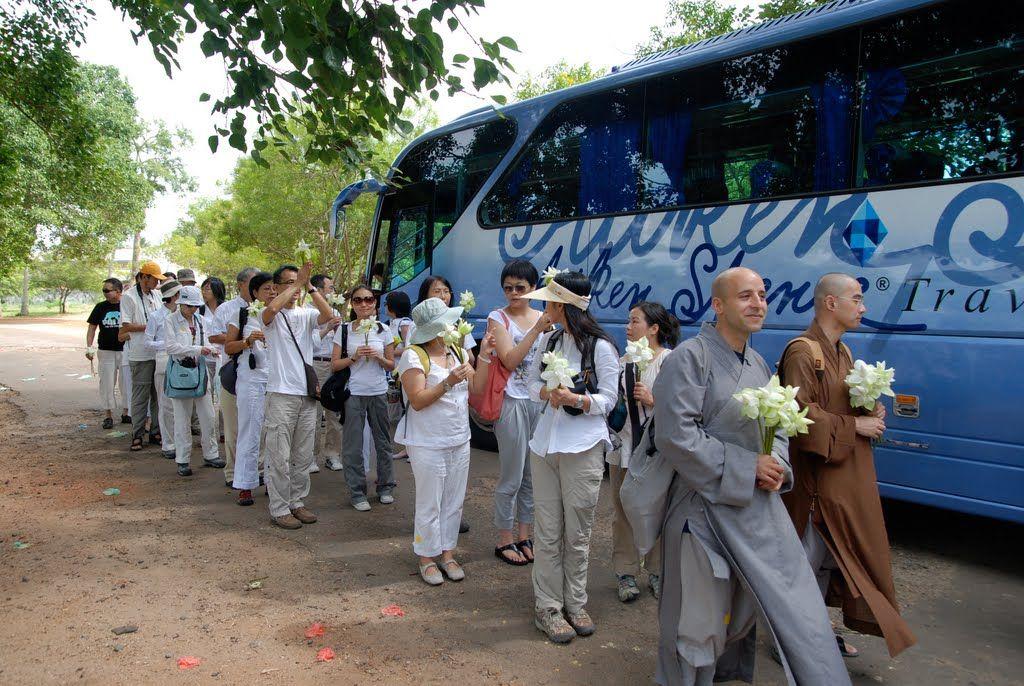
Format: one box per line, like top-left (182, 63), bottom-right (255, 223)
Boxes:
top-left (326, 457), bottom-right (343, 471)
top-left (307, 462), bottom-right (320, 474)
top-left (353, 500), bottom-right (371, 512)
top-left (379, 494), bottom-right (394, 505)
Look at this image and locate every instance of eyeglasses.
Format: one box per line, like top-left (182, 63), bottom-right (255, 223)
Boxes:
top-left (834, 295), bottom-right (864, 304)
top-left (503, 284), bottom-right (530, 294)
top-left (351, 296), bottom-right (375, 305)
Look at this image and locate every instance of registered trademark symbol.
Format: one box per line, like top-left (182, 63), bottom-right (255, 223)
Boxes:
top-left (876, 277), bottom-right (890, 291)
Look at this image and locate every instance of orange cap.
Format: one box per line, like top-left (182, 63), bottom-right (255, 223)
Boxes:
top-left (138, 260), bottom-right (168, 280)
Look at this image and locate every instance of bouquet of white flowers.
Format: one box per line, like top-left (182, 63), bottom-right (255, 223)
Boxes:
top-left (541, 266), bottom-right (565, 285)
top-left (440, 319), bottom-right (473, 348)
top-left (733, 375), bottom-right (814, 453)
top-left (295, 239), bottom-right (315, 264)
top-left (845, 359), bottom-right (895, 411)
top-left (356, 316), bottom-right (378, 345)
top-left (458, 290), bottom-right (476, 312)
top-left (247, 300), bottom-right (265, 318)
top-left (540, 350), bottom-right (578, 390)
top-left (625, 336), bottom-right (654, 373)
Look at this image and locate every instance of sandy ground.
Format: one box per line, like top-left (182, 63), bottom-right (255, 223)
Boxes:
top-left (0, 315), bottom-right (1021, 685)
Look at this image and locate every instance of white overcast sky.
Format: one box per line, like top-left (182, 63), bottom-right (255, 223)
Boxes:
top-left (77, 1), bottom-right (746, 247)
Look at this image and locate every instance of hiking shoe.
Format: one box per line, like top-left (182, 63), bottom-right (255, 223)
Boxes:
top-left (565, 608), bottom-right (595, 637)
top-left (238, 489), bottom-right (253, 506)
top-left (617, 575), bottom-right (641, 603)
top-left (272, 514), bottom-right (302, 530)
top-left (353, 500), bottom-right (371, 512)
top-left (379, 493), bottom-right (395, 505)
top-left (290, 507), bottom-right (317, 524)
top-left (648, 573), bottom-right (661, 600)
top-left (102, 417), bottom-right (114, 430)
top-left (176, 464), bottom-right (193, 477)
top-left (203, 458), bottom-right (226, 469)
top-left (326, 457), bottom-right (343, 471)
top-left (121, 414), bottom-right (131, 424)
top-left (307, 461), bottom-right (320, 474)
top-left (162, 450), bottom-right (176, 460)
top-left (535, 608), bottom-right (575, 644)
top-left (459, 519), bottom-right (470, 533)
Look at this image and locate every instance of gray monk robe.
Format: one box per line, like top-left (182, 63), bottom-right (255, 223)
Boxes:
top-left (652, 323), bottom-right (850, 686)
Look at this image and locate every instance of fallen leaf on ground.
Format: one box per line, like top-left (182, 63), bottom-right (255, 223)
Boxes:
top-left (316, 647), bottom-right (335, 662)
top-left (13, 541), bottom-right (30, 549)
top-left (177, 656), bottom-right (200, 669)
top-left (111, 625), bottom-right (138, 635)
top-left (304, 622), bottom-right (325, 638)
top-left (380, 604), bottom-right (405, 618)
top-left (247, 579), bottom-right (263, 590)
top-left (106, 431), bottom-right (128, 438)
top-left (103, 488), bottom-right (121, 496)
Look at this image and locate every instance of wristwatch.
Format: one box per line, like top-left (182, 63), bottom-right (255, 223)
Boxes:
top-left (442, 380), bottom-right (453, 393)
top-left (307, 287), bottom-right (317, 295)
top-left (573, 394), bottom-right (585, 410)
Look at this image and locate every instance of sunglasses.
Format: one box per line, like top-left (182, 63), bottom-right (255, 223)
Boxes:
top-left (102, 289), bottom-right (117, 294)
top-left (351, 296), bottom-right (375, 305)
top-left (503, 284), bottom-right (530, 294)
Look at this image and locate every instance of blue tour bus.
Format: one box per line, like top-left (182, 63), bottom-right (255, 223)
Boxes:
top-left (334, 0), bottom-right (1023, 523)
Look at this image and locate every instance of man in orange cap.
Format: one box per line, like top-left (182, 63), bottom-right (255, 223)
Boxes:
top-left (119, 260), bottom-right (168, 452)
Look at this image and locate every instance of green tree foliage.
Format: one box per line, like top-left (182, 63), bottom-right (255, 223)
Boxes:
top-left (107, 0), bottom-right (518, 164)
top-left (636, 0), bottom-right (829, 57)
top-left (32, 252), bottom-right (106, 313)
top-left (513, 60), bottom-right (605, 102)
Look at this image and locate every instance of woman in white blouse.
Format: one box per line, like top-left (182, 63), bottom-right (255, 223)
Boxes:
top-left (396, 298), bottom-right (494, 586)
top-left (607, 301), bottom-right (679, 604)
top-left (523, 271), bottom-right (619, 645)
top-left (164, 285), bottom-right (222, 477)
top-left (224, 272), bottom-right (274, 507)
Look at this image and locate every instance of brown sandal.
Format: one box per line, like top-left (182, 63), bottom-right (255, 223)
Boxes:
top-left (130, 438), bottom-right (144, 451)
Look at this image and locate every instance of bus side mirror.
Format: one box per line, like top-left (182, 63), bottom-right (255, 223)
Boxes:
top-left (330, 178), bottom-right (388, 241)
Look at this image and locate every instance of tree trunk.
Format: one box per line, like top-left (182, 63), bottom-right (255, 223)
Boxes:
top-left (130, 230), bottom-right (142, 276)
top-left (59, 290), bottom-right (69, 314)
top-left (19, 265), bottom-right (30, 316)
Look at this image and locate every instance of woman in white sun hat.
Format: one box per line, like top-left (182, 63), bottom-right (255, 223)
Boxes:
top-left (396, 297), bottom-right (495, 586)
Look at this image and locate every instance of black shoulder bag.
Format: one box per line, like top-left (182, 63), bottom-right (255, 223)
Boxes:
top-left (543, 329), bottom-right (597, 416)
top-left (320, 322), bottom-right (351, 421)
top-left (218, 305), bottom-right (248, 395)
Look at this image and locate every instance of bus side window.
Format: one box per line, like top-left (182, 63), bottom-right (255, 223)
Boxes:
top-left (857, 0), bottom-right (1024, 186)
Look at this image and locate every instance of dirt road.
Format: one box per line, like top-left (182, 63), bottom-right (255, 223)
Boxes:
top-left (1, 316), bottom-right (1021, 685)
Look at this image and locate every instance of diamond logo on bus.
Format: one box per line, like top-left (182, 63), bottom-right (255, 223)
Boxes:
top-left (843, 200), bottom-right (887, 266)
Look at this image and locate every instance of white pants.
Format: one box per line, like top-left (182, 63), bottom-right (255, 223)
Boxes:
top-left (97, 350), bottom-right (127, 414)
top-left (171, 391), bottom-right (218, 466)
top-left (154, 357), bottom-right (175, 452)
top-left (408, 442), bottom-right (470, 558)
top-left (233, 375), bottom-right (266, 490)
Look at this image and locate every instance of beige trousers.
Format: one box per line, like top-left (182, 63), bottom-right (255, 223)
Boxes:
top-left (262, 392), bottom-right (317, 518)
top-left (220, 387), bottom-right (238, 482)
top-left (609, 464), bottom-right (662, 578)
top-left (531, 443), bottom-right (605, 614)
top-left (312, 359), bottom-right (342, 462)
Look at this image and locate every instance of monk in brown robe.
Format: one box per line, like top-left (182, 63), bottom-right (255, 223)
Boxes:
top-left (780, 273), bottom-right (916, 658)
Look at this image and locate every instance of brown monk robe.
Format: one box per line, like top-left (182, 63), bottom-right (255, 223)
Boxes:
top-left (780, 320), bottom-right (916, 658)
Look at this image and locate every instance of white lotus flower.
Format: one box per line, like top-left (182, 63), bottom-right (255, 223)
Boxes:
top-left (845, 359), bottom-right (896, 411)
top-left (733, 375), bottom-right (814, 453)
top-left (542, 266), bottom-right (565, 285)
top-left (456, 319), bottom-right (473, 338)
top-left (356, 316), bottom-right (378, 344)
top-left (540, 350), bottom-right (578, 390)
top-left (625, 336), bottom-right (655, 373)
top-left (295, 239), bottom-right (314, 263)
top-left (458, 290), bottom-right (476, 312)
top-left (247, 300), bottom-right (265, 318)
top-left (440, 323), bottom-right (462, 348)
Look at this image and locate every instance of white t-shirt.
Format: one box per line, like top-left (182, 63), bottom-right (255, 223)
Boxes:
top-left (338, 320), bottom-right (391, 396)
top-left (261, 306), bottom-right (319, 396)
top-left (388, 317), bottom-right (413, 346)
top-left (309, 305), bottom-right (341, 358)
top-left (487, 309), bottom-right (542, 400)
top-left (120, 285), bottom-right (163, 362)
top-left (394, 346), bottom-right (472, 448)
top-left (236, 318), bottom-right (269, 384)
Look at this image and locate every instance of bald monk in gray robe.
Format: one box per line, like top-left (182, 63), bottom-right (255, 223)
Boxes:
top-left (652, 268), bottom-right (849, 686)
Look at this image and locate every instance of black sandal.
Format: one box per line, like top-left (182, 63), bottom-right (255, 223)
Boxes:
top-left (836, 635), bottom-right (859, 658)
top-left (494, 543), bottom-right (528, 566)
top-left (149, 432), bottom-right (161, 445)
top-left (516, 538), bottom-right (535, 563)
top-left (130, 438), bottom-right (144, 452)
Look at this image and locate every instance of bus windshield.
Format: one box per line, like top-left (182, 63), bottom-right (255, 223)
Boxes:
top-left (370, 118), bottom-right (517, 290)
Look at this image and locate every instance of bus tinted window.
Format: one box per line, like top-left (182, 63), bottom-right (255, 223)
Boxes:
top-left (480, 86), bottom-right (644, 225)
top-left (397, 118), bottom-right (517, 245)
top-left (642, 32), bottom-right (858, 209)
top-left (858, 1), bottom-right (1024, 186)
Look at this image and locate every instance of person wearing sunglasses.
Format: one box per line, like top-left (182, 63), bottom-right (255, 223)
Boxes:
top-left (87, 278), bottom-right (131, 430)
top-left (331, 284), bottom-right (397, 512)
top-left (486, 260), bottom-right (551, 566)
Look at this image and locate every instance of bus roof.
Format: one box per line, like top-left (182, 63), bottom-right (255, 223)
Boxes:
top-left (403, 0), bottom-right (941, 160)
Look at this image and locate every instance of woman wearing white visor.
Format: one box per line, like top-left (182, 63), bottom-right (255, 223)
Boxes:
top-left (523, 271), bottom-right (619, 644)
top-left (396, 297), bottom-right (495, 586)
top-left (165, 285), bottom-right (223, 477)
